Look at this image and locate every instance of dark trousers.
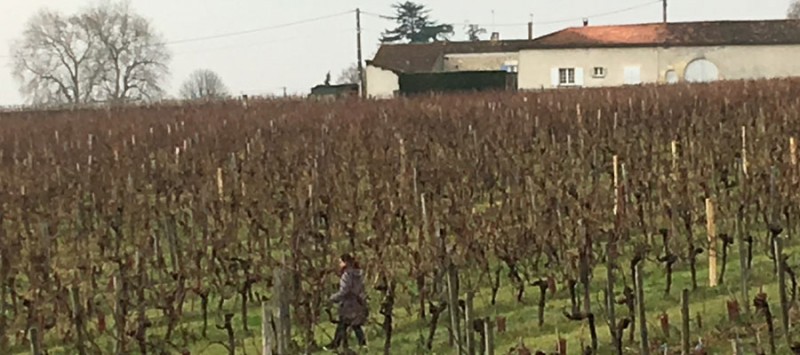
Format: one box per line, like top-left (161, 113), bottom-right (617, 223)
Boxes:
top-left (330, 321), bottom-right (366, 348)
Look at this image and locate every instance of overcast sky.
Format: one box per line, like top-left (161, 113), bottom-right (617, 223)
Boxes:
top-left (0, 0), bottom-right (792, 105)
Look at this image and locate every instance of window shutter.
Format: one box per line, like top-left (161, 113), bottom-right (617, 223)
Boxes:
top-left (551, 68), bottom-right (560, 87)
top-left (575, 67), bottom-right (585, 86)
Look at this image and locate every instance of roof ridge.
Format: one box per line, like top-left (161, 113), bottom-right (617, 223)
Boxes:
top-left (561, 18), bottom-right (798, 31)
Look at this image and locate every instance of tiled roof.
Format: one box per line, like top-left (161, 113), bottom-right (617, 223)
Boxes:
top-left (368, 20), bottom-right (800, 73)
top-left (367, 40), bottom-right (541, 73)
top-left (530, 20), bottom-right (800, 48)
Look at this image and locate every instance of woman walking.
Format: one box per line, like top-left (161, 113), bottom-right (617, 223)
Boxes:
top-left (325, 254), bottom-right (368, 351)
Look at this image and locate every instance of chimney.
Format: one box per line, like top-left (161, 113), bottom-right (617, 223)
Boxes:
top-left (490, 32), bottom-right (500, 41)
top-left (528, 22), bottom-right (534, 40)
top-left (583, 18), bottom-right (589, 27)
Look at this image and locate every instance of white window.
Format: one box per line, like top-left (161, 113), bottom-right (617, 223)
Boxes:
top-left (551, 67), bottom-right (584, 87)
top-left (559, 68), bottom-right (575, 85)
top-left (593, 67), bottom-right (606, 78)
top-left (502, 60), bottom-right (519, 73)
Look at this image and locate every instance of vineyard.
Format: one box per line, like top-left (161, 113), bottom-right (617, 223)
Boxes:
top-left (2, 79), bottom-right (800, 355)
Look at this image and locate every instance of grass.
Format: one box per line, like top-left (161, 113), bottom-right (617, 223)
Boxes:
top-left (19, 232), bottom-right (797, 355)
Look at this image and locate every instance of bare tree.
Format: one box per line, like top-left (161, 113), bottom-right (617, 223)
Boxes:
top-left (789, 0), bottom-right (800, 19)
top-left (10, 9), bottom-right (102, 105)
top-left (85, 1), bottom-right (171, 102)
top-left (10, 1), bottom-right (170, 105)
top-left (336, 64), bottom-right (360, 85)
top-left (180, 69), bottom-right (229, 100)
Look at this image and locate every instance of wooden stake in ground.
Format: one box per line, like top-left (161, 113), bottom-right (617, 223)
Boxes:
top-left (741, 126), bottom-right (748, 177)
top-left (273, 268), bottom-right (291, 354)
top-left (635, 261), bottom-right (649, 355)
top-left (217, 167), bottom-right (224, 201)
top-left (706, 198), bottom-right (718, 288)
top-left (613, 155), bottom-right (620, 216)
top-left (736, 208), bottom-right (751, 317)
top-left (671, 140), bottom-right (678, 172)
top-left (791, 137), bottom-right (797, 167)
top-left (465, 291), bottom-right (475, 355)
top-left (681, 289), bottom-right (690, 355)
top-left (484, 317), bottom-right (494, 355)
top-left (772, 229), bottom-right (792, 345)
top-left (447, 266), bottom-right (463, 354)
top-left (262, 302), bottom-right (273, 355)
top-left (29, 327), bottom-right (41, 355)
top-left (606, 242), bottom-right (621, 355)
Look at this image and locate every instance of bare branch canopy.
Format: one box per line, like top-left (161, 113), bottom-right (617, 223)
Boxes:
top-left (179, 69), bottom-right (229, 100)
top-left (10, 1), bottom-right (170, 106)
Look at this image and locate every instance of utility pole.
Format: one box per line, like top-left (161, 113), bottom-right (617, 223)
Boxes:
top-left (663, 0), bottom-right (668, 23)
top-left (356, 8), bottom-right (365, 98)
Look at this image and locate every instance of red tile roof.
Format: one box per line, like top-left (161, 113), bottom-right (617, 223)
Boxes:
top-left (368, 20), bottom-right (800, 73)
top-left (531, 20), bottom-right (800, 48)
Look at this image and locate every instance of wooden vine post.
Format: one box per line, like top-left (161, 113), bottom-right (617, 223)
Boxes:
top-left (262, 302), bottom-right (274, 355)
top-left (465, 291), bottom-right (475, 355)
top-left (609, 153), bottom-right (623, 355)
top-left (735, 210), bottom-right (750, 317)
top-left (773, 230), bottom-right (791, 345)
top-left (681, 289), bottom-right (690, 355)
top-left (29, 327), bottom-right (41, 355)
top-left (70, 286), bottom-right (87, 355)
top-left (741, 126), bottom-right (748, 178)
top-left (635, 261), bottom-right (649, 355)
top-left (447, 265), bottom-right (464, 354)
top-left (613, 155), bottom-right (621, 216)
top-left (706, 198), bottom-right (717, 288)
top-left (606, 242), bottom-right (620, 355)
top-left (483, 317), bottom-right (494, 355)
top-left (273, 267), bottom-right (292, 354)
top-left (671, 140), bottom-right (678, 173)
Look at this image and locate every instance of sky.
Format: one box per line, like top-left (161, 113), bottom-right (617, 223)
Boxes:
top-left (0, 0), bottom-right (792, 105)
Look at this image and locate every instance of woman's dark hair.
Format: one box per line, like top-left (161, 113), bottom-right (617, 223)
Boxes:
top-left (340, 253), bottom-right (359, 268)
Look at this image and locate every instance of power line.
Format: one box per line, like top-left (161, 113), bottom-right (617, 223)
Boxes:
top-left (172, 28), bottom-right (355, 56)
top-left (0, 10), bottom-right (356, 57)
top-left (163, 10), bottom-right (355, 46)
top-left (534, 0), bottom-right (662, 25)
top-left (363, 1), bottom-right (661, 28)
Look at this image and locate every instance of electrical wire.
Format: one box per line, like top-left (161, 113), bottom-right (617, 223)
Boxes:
top-left (172, 28), bottom-right (355, 56)
top-left (1, 10), bottom-right (356, 56)
top-left (362, 1), bottom-right (662, 27)
top-left (534, 0), bottom-right (662, 25)
top-left (163, 10), bottom-right (355, 46)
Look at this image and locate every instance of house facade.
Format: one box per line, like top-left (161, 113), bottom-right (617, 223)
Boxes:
top-left (366, 20), bottom-right (800, 98)
top-left (518, 20), bottom-right (800, 89)
top-left (365, 40), bottom-right (531, 98)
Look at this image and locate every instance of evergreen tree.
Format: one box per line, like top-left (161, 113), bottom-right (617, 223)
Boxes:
top-left (380, 2), bottom-right (452, 43)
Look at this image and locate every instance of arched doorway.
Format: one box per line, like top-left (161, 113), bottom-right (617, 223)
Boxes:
top-left (684, 59), bottom-right (719, 83)
top-left (665, 70), bottom-right (679, 84)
